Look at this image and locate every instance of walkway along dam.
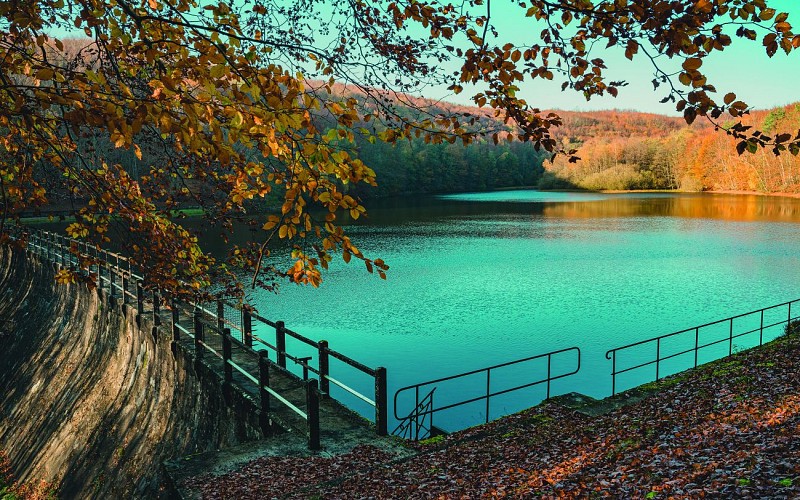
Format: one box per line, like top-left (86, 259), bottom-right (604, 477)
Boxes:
top-left (0, 232), bottom-right (402, 497)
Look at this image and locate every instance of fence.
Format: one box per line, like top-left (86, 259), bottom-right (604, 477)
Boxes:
top-left (14, 226), bottom-right (800, 444)
top-left (605, 298), bottom-right (800, 395)
top-left (19, 227), bottom-right (388, 449)
top-left (393, 347), bottom-right (581, 440)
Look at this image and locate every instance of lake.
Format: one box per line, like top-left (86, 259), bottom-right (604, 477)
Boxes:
top-left (233, 190), bottom-right (800, 431)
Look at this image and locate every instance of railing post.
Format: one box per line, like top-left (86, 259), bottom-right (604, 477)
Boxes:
top-left (546, 353), bottom-right (552, 399)
top-left (318, 340), bottom-right (330, 395)
top-left (153, 290), bottom-right (161, 326)
top-left (216, 299), bottom-right (225, 333)
top-left (171, 300), bottom-right (180, 343)
top-left (258, 351), bottom-right (271, 436)
top-left (729, 319), bottom-right (734, 356)
top-left (194, 309), bottom-right (204, 371)
top-left (222, 328), bottom-right (233, 384)
top-left (789, 302), bottom-right (793, 333)
top-left (108, 264), bottom-right (116, 300)
top-left (242, 309), bottom-right (253, 347)
top-left (413, 386), bottom-right (420, 440)
top-left (121, 271), bottom-right (129, 305)
top-left (655, 338), bottom-right (661, 380)
top-left (306, 378), bottom-right (321, 450)
top-left (276, 321), bottom-right (287, 369)
top-left (760, 309), bottom-right (764, 345)
top-left (694, 327), bottom-right (699, 368)
top-left (611, 351), bottom-right (617, 395)
top-left (299, 357), bottom-right (312, 380)
top-left (485, 369), bottom-right (491, 423)
top-left (97, 257), bottom-right (103, 292)
top-left (375, 367), bottom-right (387, 436)
top-left (136, 281), bottom-right (144, 317)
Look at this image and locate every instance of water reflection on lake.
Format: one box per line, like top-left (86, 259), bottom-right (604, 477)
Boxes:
top-left (45, 191), bottom-right (798, 430)
top-left (229, 191), bottom-right (800, 430)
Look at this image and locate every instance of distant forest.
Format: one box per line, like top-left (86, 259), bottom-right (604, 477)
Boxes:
top-left (351, 137), bottom-right (547, 198)
top-left (45, 90), bottom-right (800, 202)
top-left (350, 103), bottom-right (800, 196)
top-left (544, 105), bottom-right (800, 193)
top-left (22, 39), bottom-right (800, 204)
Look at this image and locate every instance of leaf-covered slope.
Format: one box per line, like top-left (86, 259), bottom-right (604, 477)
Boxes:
top-left (186, 332), bottom-right (800, 498)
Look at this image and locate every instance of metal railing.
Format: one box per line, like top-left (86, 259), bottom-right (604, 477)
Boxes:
top-left (22, 226), bottom-right (800, 444)
top-left (192, 303), bottom-right (388, 436)
top-left (393, 346), bottom-right (581, 440)
top-left (605, 298), bottom-right (800, 395)
top-left (17, 227), bottom-right (388, 448)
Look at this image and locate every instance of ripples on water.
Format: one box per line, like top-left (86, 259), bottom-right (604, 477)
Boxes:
top-left (247, 191), bottom-right (800, 429)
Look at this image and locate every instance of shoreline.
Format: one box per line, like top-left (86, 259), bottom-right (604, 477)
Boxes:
top-left (596, 188), bottom-right (800, 199)
top-left (16, 189), bottom-right (800, 224)
top-left (490, 185), bottom-right (800, 199)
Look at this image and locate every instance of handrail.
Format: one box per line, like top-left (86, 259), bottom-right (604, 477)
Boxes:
top-left (393, 346), bottom-right (581, 439)
top-left (13, 226), bottom-right (388, 445)
top-left (606, 299), bottom-right (800, 394)
top-left (393, 388), bottom-right (436, 441)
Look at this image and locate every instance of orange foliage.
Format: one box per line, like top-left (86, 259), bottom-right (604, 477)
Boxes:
top-left (540, 104), bottom-right (800, 194)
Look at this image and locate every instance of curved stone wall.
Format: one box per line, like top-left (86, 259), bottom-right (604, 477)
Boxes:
top-left (0, 247), bottom-right (258, 498)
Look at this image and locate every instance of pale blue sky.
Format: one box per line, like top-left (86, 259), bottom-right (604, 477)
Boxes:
top-left (43, 0), bottom-right (799, 115)
top-left (432, 0), bottom-right (800, 115)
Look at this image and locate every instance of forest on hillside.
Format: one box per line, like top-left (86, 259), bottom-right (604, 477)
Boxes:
top-left (347, 103), bottom-right (800, 196)
top-left (48, 102), bottom-right (800, 203)
top-left (21, 40), bottom-right (797, 200)
top-left (35, 74), bottom-right (800, 202)
top-left (542, 105), bottom-right (800, 193)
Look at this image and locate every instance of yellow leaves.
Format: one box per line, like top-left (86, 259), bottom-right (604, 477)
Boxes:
top-left (158, 112), bottom-right (173, 132)
top-left (55, 269), bottom-right (77, 285)
top-left (278, 224), bottom-right (297, 239)
top-left (267, 134), bottom-right (280, 154)
top-left (111, 132), bottom-right (126, 148)
top-left (229, 111), bottom-right (244, 129)
top-left (66, 223), bottom-right (89, 239)
top-left (759, 8), bottom-right (776, 21)
top-left (262, 215), bottom-right (280, 230)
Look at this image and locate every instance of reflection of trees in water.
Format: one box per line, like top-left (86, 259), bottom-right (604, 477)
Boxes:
top-left (542, 194), bottom-right (800, 222)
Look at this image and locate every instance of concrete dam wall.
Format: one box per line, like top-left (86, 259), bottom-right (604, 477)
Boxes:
top-left (0, 246), bottom-right (259, 497)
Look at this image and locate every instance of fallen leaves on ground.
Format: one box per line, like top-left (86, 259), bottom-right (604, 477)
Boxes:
top-left (188, 334), bottom-right (800, 498)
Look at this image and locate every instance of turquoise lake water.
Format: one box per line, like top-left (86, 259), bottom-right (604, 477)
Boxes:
top-left (238, 191), bottom-right (800, 430)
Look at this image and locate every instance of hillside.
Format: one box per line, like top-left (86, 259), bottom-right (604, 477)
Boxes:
top-left (543, 104), bottom-right (800, 193)
top-left (22, 48), bottom-right (798, 201)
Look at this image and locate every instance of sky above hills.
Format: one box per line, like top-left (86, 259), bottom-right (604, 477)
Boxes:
top-left (433, 0), bottom-right (800, 115)
top-left (43, 0), bottom-right (799, 116)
